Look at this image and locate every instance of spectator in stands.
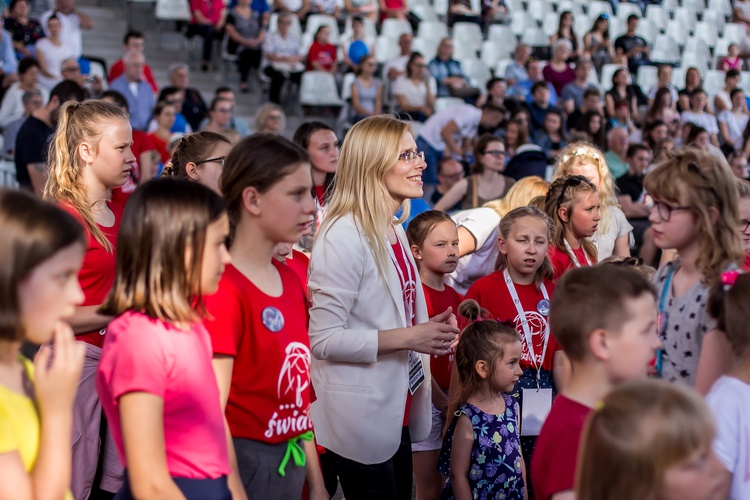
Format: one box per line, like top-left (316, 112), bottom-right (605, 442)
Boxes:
top-left (609, 101), bottom-right (637, 136)
top-left (187, 0), bottom-right (227, 72)
top-left (5, 0), bottom-right (45, 59)
top-left (428, 37), bottom-right (477, 99)
top-left (3, 87), bottom-right (41, 155)
top-left (262, 13), bottom-right (305, 105)
top-left (534, 108), bottom-right (567, 160)
top-left (40, 0), bottom-right (92, 60)
top-left (475, 76), bottom-right (508, 109)
top-left (311, 0), bottom-right (341, 17)
top-left (148, 101), bottom-right (175, 164)
top-left (543, 39), bottom-right (575, 96)
top-left (645, 86), bottom-right (680, 135)
top-left (614, 15), bottom-right (650, 76)
top-left (0, 29), bottom-right (18, 93)
top-left (584, 14), bottom-right (614, 74)
top-left (307, 25), bottom-right (337, 73)
top-left (342, 16), bottom-right (374, 71)
top-left (275, 0), bottom-right (311, 20)
top-left (646, 64), bottom-right (677, 106)
top-left (254, 102), bottom-right (286, 134)
top-left (728, 150), bottom-right (748, 179)
top-left (208, 86), bottom-right (250, 136)
top-left (568, 88), bottom-right (602, 132)
top-left (15, 79), bottom-right (84, 192)
top-left (378, 0), bottom-right (408, 22)
top-left (719, 88), bottom-right (749, 152)
top-left (35, 15), bottom-right (69, 89)
top-left (481, 0), bottom-right (509, 26)
top-left (504, 118), bottom-right (528, 160)
top-left (447, 0), bottom-right (481, 27)
top-left (550, 11), bottom-right (581, 60)
top-left (560, 57), bottom-right (597, 115)
top-left (722, 43), bottom-right (743, 71)
top-left (507, 57), bottom-right (558, 105)
top-left (107, 31), bottom-right (158, 93)
top-left (151, 86), bottom-right (192, 134)
top-left (605, 68), bottom-right (638, 120)
top-left (641, 119), bottom-right (669, 150)
top-left (688, 124), bottom-right (725, 160)
top-left (225, 0), bottom-right (266, 93)
top-left (616, 143), bottom-right (651, 219)
top-left (393, 51), bottom-right (435, 122)
top-left (653, 136), bottom-right (674, 161)
top-left (504, 43), bottom-right (529, 86)
top-left (435, 133), bottom-right (515, 210)
top-left (580, 110), bottom-right (606, 149)
top-left (109, 51), bottom-right (155, 131)
top-left (350, 54), bottom-right (382, 123)
top-left (604, 126), bottom-right (629, 178)
top-left (201, 97), bottom-right (237, 139)
top-left (681, 88), bottom-right (720, 147)
top-left (0, 56), bottom-right (46, 127)
top-left (678, 66), bottom-right (701, 113)
top-left (384, 32), bottom-right (411, 83)
top-left (715, 69), bottom-right (741, 113)
top-left (168, 62), bottom-right (207, 131)
top-left (431, 156), bottom-right (464, 209)
top-left (344, 0), bottom-right (378, 22)
top-left (416, 103), bottom-right (505, 186)
top-left (527, 80), bottom-right (559, 133)
top-left (733, 0), bottom-right (750, 36)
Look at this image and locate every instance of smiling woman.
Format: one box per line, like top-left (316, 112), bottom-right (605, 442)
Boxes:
top-left (308, 115), bottom-right (460, 499)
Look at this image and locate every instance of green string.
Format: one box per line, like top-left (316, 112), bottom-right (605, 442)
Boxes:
top-left (277, 431), bottom-right (315, 477)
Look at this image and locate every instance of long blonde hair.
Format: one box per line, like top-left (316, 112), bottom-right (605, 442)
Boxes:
top-left (44, 100), bottom-right (130, 253)
top-left (483, 175), bottom-right (550, 218)
top-left (577, 379), bottom-right (715, 500)
top-left (318, 115), bottom-right (412, 280)
top-left (553, 142), bottom-right (618, 235)
top-left (643, 148), bottom-right (743, 282)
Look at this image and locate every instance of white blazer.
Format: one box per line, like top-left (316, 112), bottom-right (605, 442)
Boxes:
top-left (308, 214), bottom-right (432, 464)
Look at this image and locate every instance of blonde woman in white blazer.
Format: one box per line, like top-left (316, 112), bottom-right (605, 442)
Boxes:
top-left (308, 115), bottom-right (460, 499)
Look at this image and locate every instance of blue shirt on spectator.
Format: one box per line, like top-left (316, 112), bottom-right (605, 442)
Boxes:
top-left (428, 57), bottom-right (469, 97)
top-left (507, 80), bottom-right (558, 106)
top-left (0, 28), bottom-right (18, 75)
top-left (109, 75), bottom-right (156, 131)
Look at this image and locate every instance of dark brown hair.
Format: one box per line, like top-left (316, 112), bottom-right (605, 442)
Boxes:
top-left (406, 209), bottom-right (455, 249)
top-left (0, 189), bottom-right (86, 341)
top-left (472, 133), bottom-right (505, 175)
top-left (162, 131), bottom-right (231, 179)
top-left (708, 272), bottom-right (750, 356)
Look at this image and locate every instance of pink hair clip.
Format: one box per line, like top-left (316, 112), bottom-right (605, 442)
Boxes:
top-left (721, 270), bottom-right (740, 290)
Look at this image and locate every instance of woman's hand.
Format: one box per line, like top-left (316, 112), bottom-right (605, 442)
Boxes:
top-left (407, 308), bottom-right (459, 356)
top-left (34, 321), bottom-right (85, 416)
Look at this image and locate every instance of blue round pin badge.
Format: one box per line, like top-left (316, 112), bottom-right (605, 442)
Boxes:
top-left (262, 306), bottom-right (285, 332)
top-left (537, 299), bottom-right (551, 317)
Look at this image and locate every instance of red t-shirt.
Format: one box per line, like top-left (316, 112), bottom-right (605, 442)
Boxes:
top-left (466, 271), bottom-right (559, 371)
top-left (391, 239), bottom-right (417, 425)
top-left (60, 202), bottom-right (122, 348)
top-left (531, 395), bottom-right (593, 500)
top-left (108, 59), bottom-right (159, 94)
top-left (203, 261), bottom-right (313, 443)
top-left (422, 283), bottom-right (463, 391)
top-left (149, 132), bottom-right (170, 164)
top-left (549, 244), bottom-right (593, 281)
top-left (285, 249), bottom-right (310, 299)
top-left (314, 185), bottom-right (326, 207)
top-left (306, 42), bottom-right (337, 71)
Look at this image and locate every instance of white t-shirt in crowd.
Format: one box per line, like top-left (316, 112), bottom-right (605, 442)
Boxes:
top-left (383, 54), bottom-right (409, 80)
top-left (418, 104), bottom-right (482, 152)
top-left (446, 207), bottom-right (501, 295)
top-left (393, 75), bottom-right (437, 107)
top-left (40, 9), bottom-right (82, 59)
top-left (681, 110), bottom-right (720, 135)
top-left (706, 376), bottom-right (750, 500)
top-left (718, 109), bottom-right (750, 148)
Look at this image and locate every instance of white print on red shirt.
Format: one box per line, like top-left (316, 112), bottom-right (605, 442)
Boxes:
top-left (264, 341), bottom-right (313, 439)
top-left (513, 311), bottom-right (550, 367)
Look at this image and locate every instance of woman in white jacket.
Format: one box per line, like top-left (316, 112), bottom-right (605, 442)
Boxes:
top-left (308, 115), bottom-right (459, 499)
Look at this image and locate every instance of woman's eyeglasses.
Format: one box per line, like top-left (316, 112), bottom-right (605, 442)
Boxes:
top-left (484, 150), bottom-right (506, 157)
top-left (652, 201), bottom-right (691, 221)
top-left (398, 151), bottom-right (425, 163)
top-left (740, 219), bottom-right (750, 233)
top-left (196, 156), bottom-right (226, 166)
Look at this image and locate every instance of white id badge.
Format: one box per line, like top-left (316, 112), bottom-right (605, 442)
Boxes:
top-left (407, 351), bottom-right (425, 395)
top-left (521, 388), bottom-right (553, 436)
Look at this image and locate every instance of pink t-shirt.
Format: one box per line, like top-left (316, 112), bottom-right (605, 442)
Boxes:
top-left (96, 311), bottom-right (230, 479)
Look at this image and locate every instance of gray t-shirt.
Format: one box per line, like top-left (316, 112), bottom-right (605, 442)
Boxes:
top-left (591, 206), bottom-right (633, 261)
top-left (653, 261), bottom-right (716, 386)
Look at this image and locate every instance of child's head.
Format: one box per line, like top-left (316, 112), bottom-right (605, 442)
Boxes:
top-left (708, 270), bottom-right (750, 357)
top-left (728, 149), bottom-right (748, 179)
top-left (551, 266), bottom-right (659, 380)
top-left (496, 206), bottom-right (555, 285)
top-left (454, 300), bottom-right (523, 399)
top-left (406, 210), bottom-right (459, 276)
top-left (483, 175), bottom-right (549, 218)
top-left (577, 379), bottom-right (722, 500)
top-left (222, 134), bottom-right (315, 246)
top-left (544, 175), bottom-right (599, 260)
top-left (0, 189), bottom-right (85, 345)
top-left (543, 109), bottom-right (564, 136)
top-left (163, 131), bottom-right (233, 194)
top-left (644, 148), bottom-right (743, 281)
top-left (598, 255), bottom-right (656, 281)
top-left (737, 178), bottom-right (750, 252)
top-left (101, 178), bottom-right (230, 324)
top-left (728, 43), bottom-right (739, 57)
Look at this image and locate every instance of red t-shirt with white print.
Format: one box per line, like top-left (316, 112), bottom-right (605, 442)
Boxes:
top-left (203, 261), bottom-right (313, 443)
top-left (465, 270), bottom-right (559, 371)
top-left (548, 244), bottom-right (593, 281)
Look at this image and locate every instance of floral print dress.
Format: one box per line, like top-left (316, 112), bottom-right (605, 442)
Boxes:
top-left (438, 395), bottom-right (525, 500)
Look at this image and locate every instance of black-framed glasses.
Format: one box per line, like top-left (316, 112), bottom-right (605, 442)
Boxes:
top-left (398, 150), bottom-right (425, 163)
top-left (555, 175), bottom-right (590, 208)
top-left (652, 201), bottom-right (691, 222)
top-left (740, 219), bottom-right (750, 232)
top-left (484, 149), bottom-right (506, 157)
top-left (196, 156), bottom-right (225, 166)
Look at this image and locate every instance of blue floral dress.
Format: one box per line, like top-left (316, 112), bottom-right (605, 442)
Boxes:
top-left (438, 395), bottom-right (525, 499)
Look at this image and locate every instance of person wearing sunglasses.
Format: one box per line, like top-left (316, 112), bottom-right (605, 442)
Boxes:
top-left (434, 134), bottom-right (515, 212)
